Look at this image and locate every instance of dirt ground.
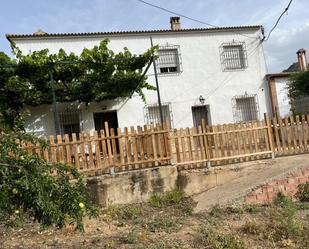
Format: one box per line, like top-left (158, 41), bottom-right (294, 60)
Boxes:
top-left (1, 191), bottom-right (308, 249)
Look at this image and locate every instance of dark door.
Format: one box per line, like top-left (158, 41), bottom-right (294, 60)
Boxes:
top-left (94, 111), bottom-right (119, 152)
top-left (192, 105), bottom-right (208, 128)
top-left (94, 111), bottom-right (119, 133)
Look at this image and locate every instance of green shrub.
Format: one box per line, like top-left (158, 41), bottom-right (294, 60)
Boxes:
top-left (0, 125), bottom-right (98, 230)
top-left (149, 190), bottom-right (184, 208)
top-left (296, 182), bottom-right (309, 202)
top-left (269, 193), bottom-right (300, 240)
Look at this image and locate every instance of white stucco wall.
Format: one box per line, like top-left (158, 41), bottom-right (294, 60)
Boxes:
top-left (12, 28), bottom-right (269, 137)
top-left (274, 77), bottom-right (291, 117)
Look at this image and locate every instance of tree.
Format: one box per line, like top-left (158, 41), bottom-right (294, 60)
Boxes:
top-left (288, 71), bottom-right (309, 98)
top-left (0, 39), bottom-right (156, 128)
top-left (0, 117), bottom-right (98, 230)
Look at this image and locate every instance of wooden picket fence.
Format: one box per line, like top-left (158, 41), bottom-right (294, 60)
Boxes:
top-left (173, 117), bottom-right (274, 168)
top-left (24, 114), bottom-right (309, 174)
top-left (270, 114), bottom-right (309, 156)
top-left (25, 122), bottom-right (172, 175)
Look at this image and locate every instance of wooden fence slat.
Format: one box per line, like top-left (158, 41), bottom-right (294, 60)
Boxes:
top-left (278, 117), bottom-right (287, 153)
top-left (290, 115), bottom-right (297, 151)
top-left (85, 132), bottom-right (95, 176)
top-left (57, 135), bottom-right (65, 163)
top-left (105, 122), bottom-right (113, 171)
top-left (186, 127), bottom-right (193, 166)
top-left (174, 128), bottom-right (181, 163)
top-left (118, 128), bottom-right (125, 171)
top-left (131, 126), bottom-right (139, 169)
top-left (296, 116), bottom-right (303, 152)
top-left (50, 135), bottom-right (56, 162)
top-left (64, 134), bottom-right (71, 164)
top-left (110, 128), bottom-right (119, 171)
top-left (272, 117), bottom-right (281, 153)
top-left (93, 131), bottom-right (102, 174)
top-left (285, 117), bottom-right (292, 151)
top-left (79, 133), bottom-right (86, 172)
top-left (99, 130), bottom-right (108, 173)
top-left (304, 115), bottom-right (308, 151)
top-left (71, 133), bottom-right (80, 170)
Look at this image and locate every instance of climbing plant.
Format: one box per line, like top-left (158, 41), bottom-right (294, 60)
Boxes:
top-left (0, 39), bottom-right (156, 128)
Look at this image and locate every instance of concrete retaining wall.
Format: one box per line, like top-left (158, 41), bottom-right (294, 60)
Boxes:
top-left (87, 166), bottom-right (178, 206)
top-left (86, 156), bottom-right (309, 207)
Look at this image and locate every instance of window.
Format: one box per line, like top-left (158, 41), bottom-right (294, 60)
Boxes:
top-left (156, 45), bottom-right (182, 74)
top-left (58, 109), bottom-right (82, 137)
top-left (144, 103), bottom-right (173, 128)
top-left (220, 42), bottom-right (247, 71)
top-left (232, 94), bottom-right (259, 122)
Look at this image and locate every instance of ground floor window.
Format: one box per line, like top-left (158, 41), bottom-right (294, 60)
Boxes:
top-left (144, 102), bottom-right (173, 128)
top-left (232, 94), bottom-right (259, 122)
top-left (58, 109), bottom-right (82, 137)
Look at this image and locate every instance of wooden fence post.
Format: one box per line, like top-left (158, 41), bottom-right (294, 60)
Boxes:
top-left (264, 113), bottom-right (275, 159)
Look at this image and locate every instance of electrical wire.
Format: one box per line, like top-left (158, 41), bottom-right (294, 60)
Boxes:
top-left (135, 0), bottom-right (259, 39)
top-left (264, 0), bottom-right (293, 41)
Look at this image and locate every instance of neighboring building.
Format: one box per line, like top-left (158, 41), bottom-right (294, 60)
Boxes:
top-left (267, 48), bottom-right (309, 117)
top-left (6, 17), bottom-right (270, 137)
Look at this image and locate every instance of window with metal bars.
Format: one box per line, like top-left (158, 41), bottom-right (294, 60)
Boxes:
top-left (58, 109), bottom-right (82, 137)
top-left (156, 45), bottom-right (182, 74)
top-left (220, 42), bottom-right (247, 71)
top-left (232, 94), bottom-right (259, 122)
top-left (144, 103), bottom-right (173, 128)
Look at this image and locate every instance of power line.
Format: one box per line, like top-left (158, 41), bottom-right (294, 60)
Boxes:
top-left (264, 0), bottom-right (293, 41)
top-left (136, 0), bottom-right (258, 39)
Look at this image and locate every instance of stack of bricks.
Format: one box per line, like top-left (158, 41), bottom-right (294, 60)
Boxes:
top-left (245, 166), bottom-right (309, 204)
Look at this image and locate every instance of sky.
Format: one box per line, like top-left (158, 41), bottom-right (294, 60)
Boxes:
top-left (0, 0), bottom-right (308, 72)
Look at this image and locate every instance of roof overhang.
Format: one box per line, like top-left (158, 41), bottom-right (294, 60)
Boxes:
top-left (6, 25), bottom-right (262, 43)
top-left (266, 72), bottom-right (292, 80)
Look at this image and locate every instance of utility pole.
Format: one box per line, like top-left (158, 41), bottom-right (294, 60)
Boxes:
top-left (49, 66), bottom-right (61, 135)
top-left (150, 37), bottom-right (164, 125)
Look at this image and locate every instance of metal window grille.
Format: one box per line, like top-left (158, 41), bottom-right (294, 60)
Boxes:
top-left (58, 109), bottom-right (82, 137)
top-left (232, 94), bottom-right (260, 123)
top-left (156, 45), bottom-right (182, 74)
top-left (220, 42), bottom-right (247, 71)
top-left (144, 102), bottom-right (174, 128)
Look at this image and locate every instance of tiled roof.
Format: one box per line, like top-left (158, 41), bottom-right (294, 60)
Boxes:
top-left (6, 25), bottom-right (262, 41)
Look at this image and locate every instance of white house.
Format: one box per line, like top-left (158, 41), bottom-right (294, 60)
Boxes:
top-left (267, 48), bottom-right (309, 117)
top-left (6, 17), bottom-right (270, 137)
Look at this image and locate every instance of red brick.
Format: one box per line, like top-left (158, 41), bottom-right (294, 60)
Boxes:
top-left (278, 185), bottom-right (286, 192)
top-left (298, 177), bottom-right (308, 184)
top-left (252, 188), bottom-right (263, 195)
top-left (287, 178), bottom-right (296, 184)
top-left (245, 195), bottom-right (257, 204)
top-left (277, 179), bottom-right (288, 185)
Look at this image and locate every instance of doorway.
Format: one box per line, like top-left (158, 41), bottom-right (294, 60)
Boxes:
top-left (192, 105), bottom-right (208, 128)
top-left (93, 111), bottom-right (119, 133)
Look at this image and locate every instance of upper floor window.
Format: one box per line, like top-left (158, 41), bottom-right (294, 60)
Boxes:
top-left (220, 42), bottom-right (248, 71)
top-left (156, 45), bottom-right (182, 74)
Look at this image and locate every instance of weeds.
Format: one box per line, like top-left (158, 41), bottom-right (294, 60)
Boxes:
top-left (104, 204), bottom-right (142, 223)
top-left (296, 182), bottom-right (309, 202)
top-left (146, 217), bottom-right (178, 233)
top-left (149, 190), bottom-right (184, 208)
top-left (196, 225), bottom-right (247, 249)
